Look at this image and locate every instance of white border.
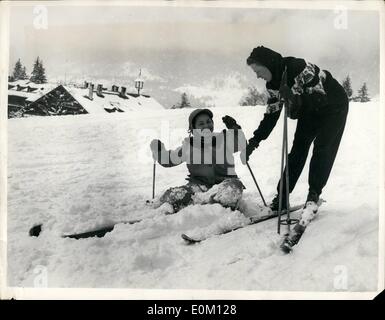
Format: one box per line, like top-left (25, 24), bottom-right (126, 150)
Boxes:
top-left (0, 0), bottom-right (10, 301)
top-left (0, 0), bottom-right (384, 300)
top-left (378, 0), bottom-right (385, 297)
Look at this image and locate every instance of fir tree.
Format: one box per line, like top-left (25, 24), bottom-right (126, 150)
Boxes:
top-left (342, 75), bottom-right (353, 100)
top-left (172, 92), bottom-right (192, 108)
top-left (30, 58), bottom-right (39, 83)
top-left (180, 92), bottom-right (191, 108)
top-left (30, 57), bottom-right (47, 84)
top-left (20, 66), bottom-right (28, 80)
top-left (357, 82), bottom-right (370, 102)
top-left (11, 59), bottom-right (24, 80)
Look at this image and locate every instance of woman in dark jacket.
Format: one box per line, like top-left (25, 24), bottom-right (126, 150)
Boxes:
top-left (245, 46), bottom-right (349, 213)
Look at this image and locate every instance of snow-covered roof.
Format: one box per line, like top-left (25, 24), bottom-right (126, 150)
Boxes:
top-left (8, 80), bottom-right (165, 113)
top-left (66, 87), bottom-right (165, 114)
top-left (8, 80), bottom-right (58, 103)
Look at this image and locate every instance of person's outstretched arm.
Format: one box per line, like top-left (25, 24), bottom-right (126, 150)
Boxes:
top-left (221, 116), bottom-right (248, 153)
top-left (249, 89), bottom-right (283, 147)
top-left (150, 139), bottom-right (185, 167)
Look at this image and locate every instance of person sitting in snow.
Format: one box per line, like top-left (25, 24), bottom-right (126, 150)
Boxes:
top-left (244, 46), bottom-right (349, 248)
top-left (149, 108), bottom-right (248, 214)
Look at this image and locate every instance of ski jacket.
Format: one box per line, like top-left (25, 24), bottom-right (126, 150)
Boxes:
top-left (155, 129), bottom-right (247, 188)
top-left (249, 50), bottom-right (348, 144)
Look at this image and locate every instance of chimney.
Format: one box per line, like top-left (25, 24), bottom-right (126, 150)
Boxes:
top-left (88, 83), bottom-right (94, 100)
top-left (119, 86), bottom-right (126, 97)
top-left (112, 85), bottom-right (118, 92)
top-left (97, 84), bottom-right (103, 96)
top-left (84, 81), bottom-right (89, 89)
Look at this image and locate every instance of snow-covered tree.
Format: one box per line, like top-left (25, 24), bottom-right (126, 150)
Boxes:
top-left (342, 75), bottom-right (353, 100)
top-left (357, 82), bottom-right (370, 102)
top-left (11, 59), bottom-right (28, 81)
top-left (240, 86), bottom-right (267, 106)
top-left (20, 66), bottom-right (28, 80)
top-left (30, 57), bottom-right (47, 84)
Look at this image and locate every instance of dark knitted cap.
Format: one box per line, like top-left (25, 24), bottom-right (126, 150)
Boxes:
top-left (247, 46), bottom-right (284, 84)
top-left (247, 46), bottom-right (283, 69)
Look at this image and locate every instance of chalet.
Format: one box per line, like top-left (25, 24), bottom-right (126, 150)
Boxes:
top-left (26, 85), bottom-right (88, 116)
top-left (8, 80), bottom-right (58, 118)
top-left (7, 80), bottom-right (165, 118)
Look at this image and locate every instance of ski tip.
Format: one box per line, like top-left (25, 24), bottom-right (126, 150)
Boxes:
top-left (280, 243), bottom-right (293, 254)
top-left (181, 233), bottom-right (189, 240)
top-left (280, 237), bottom-right (294, 254)
top-left (181, 233), bottom-right (199, 244)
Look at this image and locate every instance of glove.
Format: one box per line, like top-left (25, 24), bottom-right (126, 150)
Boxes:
top-left (222, 115), bottom-right (241, 129)
top-left (240, 137), bottom-right (259, 164)
top-left (150, 139), bottom-right (164, 161)
top-left (288, 94), bottom-right (302, 119)
top-left (279, 84), bottom-right (294, 103)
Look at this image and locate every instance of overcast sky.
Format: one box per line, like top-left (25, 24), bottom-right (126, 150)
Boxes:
top-left (8, 3), bottom-right (380, 108)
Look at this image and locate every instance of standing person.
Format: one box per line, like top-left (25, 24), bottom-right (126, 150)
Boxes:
top-left (244, 46), bottom-right (349, 245)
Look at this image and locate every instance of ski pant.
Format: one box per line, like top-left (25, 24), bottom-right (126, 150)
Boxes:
top-left (158, 178), bottom-right (244, 213)
top-left (277, 103), bottom-right (349, 198)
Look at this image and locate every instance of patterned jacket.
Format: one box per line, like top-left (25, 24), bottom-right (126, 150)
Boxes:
top-left (251, 57), bottom-right (348, 143)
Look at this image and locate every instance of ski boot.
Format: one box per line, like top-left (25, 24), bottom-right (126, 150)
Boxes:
top-left (269, 193), bottom-right (287, 212)
top-left (299, 200), bottom-right (319, 227)
top-left (280, 193), bottom-right (323, 253)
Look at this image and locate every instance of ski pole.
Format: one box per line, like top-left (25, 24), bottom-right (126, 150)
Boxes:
top-left (283, 94), bottom-right (291, 234)
top-left (277, 100), bottom-right (291, 234)
top-left (277, 66), bottom-right (291, 234)
top-left (246, 161), bottom-right (267, 207)
top-left (277, 114), bottom-right (286, 235)
top-left (222, 116), bottom-right (267, 207)
top-left (152, 161), bottom-right (156, 199)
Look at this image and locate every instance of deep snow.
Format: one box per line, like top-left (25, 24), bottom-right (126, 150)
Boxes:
top-left (6, 101), bottom-right (381, 292)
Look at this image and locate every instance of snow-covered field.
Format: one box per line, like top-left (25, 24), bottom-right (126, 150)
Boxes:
top-left (6, 101), bottom-right (381, 292)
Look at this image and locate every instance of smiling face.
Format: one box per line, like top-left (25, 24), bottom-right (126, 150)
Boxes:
top-left (193, 113), bottom-right (214, 132)
top-left (249, 63), bottom-right (272, 82)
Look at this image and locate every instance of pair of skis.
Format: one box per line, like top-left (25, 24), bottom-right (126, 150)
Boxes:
top-left (63, 204), bottom-right (301, 241)
top-left (30, 199), bottom-right (320, 255)
top-left (30, 203), bottom-right (302, 241)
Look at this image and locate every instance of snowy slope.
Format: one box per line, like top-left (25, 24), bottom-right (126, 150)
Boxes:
top-left (6, 102), bottom-right (381, 292)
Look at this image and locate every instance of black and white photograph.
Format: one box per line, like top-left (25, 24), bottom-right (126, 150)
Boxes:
top-left (0, 0), bottom-right (384, 299)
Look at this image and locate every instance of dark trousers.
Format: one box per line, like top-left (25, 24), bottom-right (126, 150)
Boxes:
top-left (277, 103), bottom-right (349, 198)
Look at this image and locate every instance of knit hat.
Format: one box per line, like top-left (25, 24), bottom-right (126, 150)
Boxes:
top-left (188, 108), bottom-right (213, 130)
top-left (246, 46), bottom-right (284, 85)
